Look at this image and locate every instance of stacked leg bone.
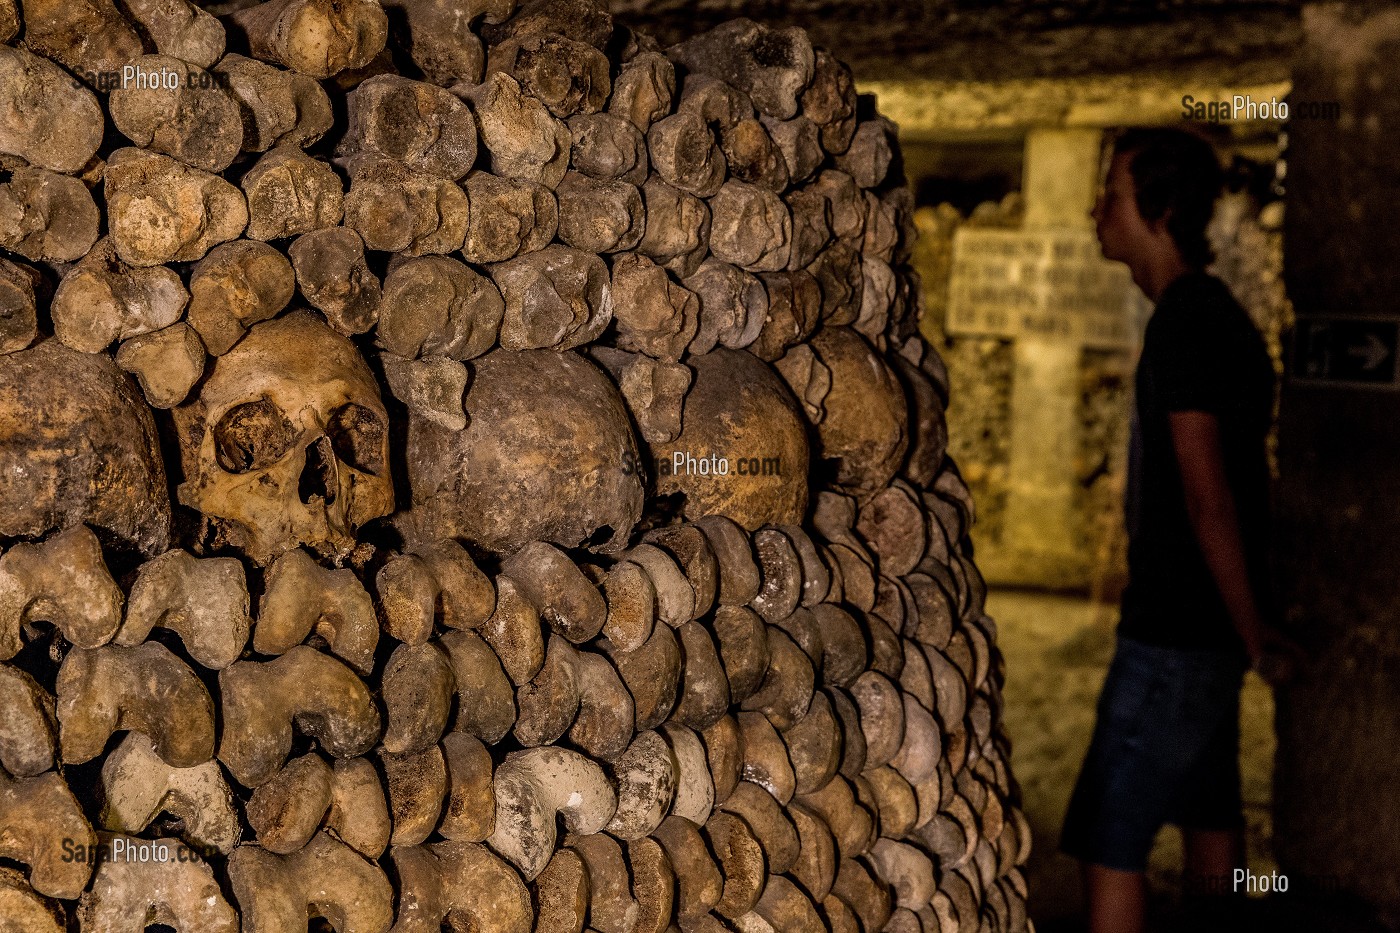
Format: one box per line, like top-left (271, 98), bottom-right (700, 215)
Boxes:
top-left (0, 2), bottom-right (1030, 931)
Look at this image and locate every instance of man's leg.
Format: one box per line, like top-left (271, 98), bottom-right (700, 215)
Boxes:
top-left (1178, 665), bottom-right (1245, 905)
top-left (1183, 827), bottom-right (1243, 895)
top-left (1062, 639), bottom-right (1177, 932)
top-left (1084, 862), bottom-right (1147, 933)
top-left (1179, 828), bottom-right (1247, 930)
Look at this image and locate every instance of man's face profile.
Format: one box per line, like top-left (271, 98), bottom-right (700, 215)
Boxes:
top-left (1093, 151), bottom-right (1154, 264)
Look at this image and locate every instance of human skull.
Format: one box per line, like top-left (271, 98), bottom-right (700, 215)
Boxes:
top-left (0, 339), bottom-right (170, 558)
top-left (405, 348), bottom-right (644, 556)
top-left (808, 326), bottom-right (909, 499)
top-left (647, 348), bottom-right (810, 530)
top-left (173, 311), bottom-right (394, 565)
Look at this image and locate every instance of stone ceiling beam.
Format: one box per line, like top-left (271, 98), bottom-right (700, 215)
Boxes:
top-left (859, 74), bottom-right (1293, 141)
top-left (609, 2), bottom-right (1302, 83)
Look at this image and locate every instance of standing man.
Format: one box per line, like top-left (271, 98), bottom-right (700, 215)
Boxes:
top-left (1060, 128), bottom-right (1296, 932)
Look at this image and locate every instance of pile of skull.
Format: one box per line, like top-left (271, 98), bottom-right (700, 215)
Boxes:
top-left (0, 0), bottom-right (1030, 930)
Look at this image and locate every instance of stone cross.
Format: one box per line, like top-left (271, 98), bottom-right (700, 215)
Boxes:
top-left (946, 128), bottom-right (1147, 587)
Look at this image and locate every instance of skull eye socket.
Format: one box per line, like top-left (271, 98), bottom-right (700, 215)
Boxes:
top-left (212, 399), bottom-right (298, 474)
top-left (328, 403), bottom-right (386, 476)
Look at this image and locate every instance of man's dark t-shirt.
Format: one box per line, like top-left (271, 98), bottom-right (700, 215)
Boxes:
top-left (1118, 272), bottom-right (1274, 655)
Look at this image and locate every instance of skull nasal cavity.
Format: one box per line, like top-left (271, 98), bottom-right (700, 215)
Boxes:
top-left (299, 436), bottom-right (338, 506)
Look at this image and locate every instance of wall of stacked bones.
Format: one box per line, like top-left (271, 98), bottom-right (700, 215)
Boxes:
top-left (0, 0), bottom-right (1031, 929)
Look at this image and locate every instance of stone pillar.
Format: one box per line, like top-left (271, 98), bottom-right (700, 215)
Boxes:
top-left (999, 128), bottom-right (1103, 586)
top-left (1275, 4), bottom-right (1400, 924)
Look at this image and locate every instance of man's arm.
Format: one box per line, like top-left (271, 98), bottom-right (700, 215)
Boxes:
top-left (1168, 410), bottom-right (1268, 660)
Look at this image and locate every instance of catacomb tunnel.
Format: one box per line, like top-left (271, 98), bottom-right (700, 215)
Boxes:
top-left (0, 0), bottom-right (1394, 932)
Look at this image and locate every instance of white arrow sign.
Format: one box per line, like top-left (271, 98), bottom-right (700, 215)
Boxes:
top-left (1347, 332), bottom-right (1390, 371)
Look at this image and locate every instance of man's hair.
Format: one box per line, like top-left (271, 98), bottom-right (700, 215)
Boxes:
top-left (1112, 128), bottom-right (1223, 268)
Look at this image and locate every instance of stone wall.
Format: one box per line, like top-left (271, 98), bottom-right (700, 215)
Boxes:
top-left (1274, 3), bottom-right (1400, 925)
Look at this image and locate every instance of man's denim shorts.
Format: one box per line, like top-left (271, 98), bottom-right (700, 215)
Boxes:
top-left (1060, 635), bottom-right (1246, 872)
